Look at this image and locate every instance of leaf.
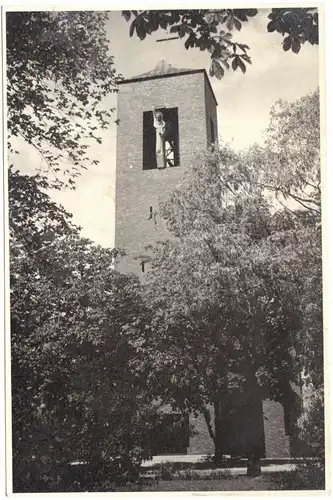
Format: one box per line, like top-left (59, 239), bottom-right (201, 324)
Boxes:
top-left (213, 60), bottom-right (224, 79)
top-left (199, 37), bottom-right (209, 51)
top-left (170, 24), bottom-right (180, 33)
top-left (244, 9), bottom-right (258, 17)
top-left (234, 18), bottom-right (242, 31)
top-left (137, 17), bottom-right (147, 40)
top-left (179, 25), bottom-right (186, 38)
top-left (217, 12), bottom-right (227, 24)
top-left (220, 59), bottom-right (230, 70)
top-left (205, 12), bottom-right (214, 24)
top-left (150, 14), bottom-right (159, 32)
top-left (238, 58), bottom-right (246, 74)
top-left (226, 16), bottom-right (234, 31)
top-left (238, 43), bottom-right (249, 52)
top-left (267, 20), bottom-right (276, 32)
top-left (129, 21), bottom-right (135, 37)
top-left (283, 36), bottom-right (292, 51)
top-left (122, 11), bottom-right (131, 22)
top-left (137, 29), bottom-right (146, 41)
top-left (232, 56), bottom-right (238, 71)
top-left (184, 33), bottom-right (196, 50)
top-left (233, 10), bottom-right (247, 22)
top-left (240, 53), bottom-right (252, 64)
top-left (291, 39), bottom-right (301, 54)
top-left (159, 16), bottom-right (168, 30)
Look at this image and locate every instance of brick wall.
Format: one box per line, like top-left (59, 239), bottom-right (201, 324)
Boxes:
top-left (263, 399), bottom-right (290, 458)
top-left (188, 406), bottom-right (215, 455)
top-left (189, 399), bottom-right (291, 458)
top-left (205, 77), bottom-right (218, 145)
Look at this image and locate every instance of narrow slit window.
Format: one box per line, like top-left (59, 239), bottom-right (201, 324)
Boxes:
top-left (210, 117), bottom-right (215, 145)
top-left (143, 107), bottom-right (180, 170)
top-left (141, 261), bottom-right (145, 273)
top-left (148, 205), bottom-right (153, 220)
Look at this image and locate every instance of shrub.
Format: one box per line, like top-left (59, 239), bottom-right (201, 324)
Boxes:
top-left (270, 464), bottom-right (325, 490)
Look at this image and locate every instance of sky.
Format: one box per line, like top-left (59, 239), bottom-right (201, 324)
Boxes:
top-left (13, 9), bottom-right (320, 248)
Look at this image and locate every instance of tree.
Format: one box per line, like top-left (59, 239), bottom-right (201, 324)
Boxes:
top-left (122, 9), bottom-right (318, 79)
top-left (263, 89), bottom-right (320, 213)
top-left (10, 169), bottom-right (159, 492)
top-left (238, 92), bottom-right (323, 434)
top-left (142, 90), bottom-right (322, 475)
top-left (7, 11), bottom-right (119, 188)
top-left (142, 152), bottom-right (296, 474)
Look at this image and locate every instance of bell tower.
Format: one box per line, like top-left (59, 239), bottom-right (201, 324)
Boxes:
top-left (115, 60), bottom-right (218, 274)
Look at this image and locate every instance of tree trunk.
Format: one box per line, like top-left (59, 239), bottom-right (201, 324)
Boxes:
top-left (214, 401), bottom-right (224, 464)
top-left (246, 445), bottom-right (262, 477)
top-left (200, 406), bottom-right (218, 457)
top-left (201, 402), bottom-right (224, 464)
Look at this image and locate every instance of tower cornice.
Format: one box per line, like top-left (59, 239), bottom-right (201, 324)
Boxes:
top-left (118, 68), bottom-right (218, 107)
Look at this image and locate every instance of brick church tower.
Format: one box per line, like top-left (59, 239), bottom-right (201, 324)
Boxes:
top-left (115, 60), bottom-right (217, 274)
top-left (115, 60), bottom-right (296, 458)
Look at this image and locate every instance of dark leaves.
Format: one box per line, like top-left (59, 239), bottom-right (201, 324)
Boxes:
top-left (10, 171), bottom-right (157, 483)
top-left (244, 9), bottom-right (258, 17)
top-left (269, 7), bottom-right (318, 48)
top-left (231, 55), bottom-right (246, 73)
top-left (222, 8), bottom-right (258, 25)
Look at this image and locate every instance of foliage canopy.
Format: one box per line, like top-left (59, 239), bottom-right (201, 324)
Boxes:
top-left (7, 11), bottom-right (119, 188)
top-left (10, 169), bottom-right (160, 492)
top-left (122, 9), bottom-right (319, 79)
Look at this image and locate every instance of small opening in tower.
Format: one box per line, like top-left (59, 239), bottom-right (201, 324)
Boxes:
top-left (210, 117), bottom-right (215, 145)
top-left (143, 107), bottom-right (180, 170)
top-left (148, 205), bottom-right (153, 220)
top-left (141, 261), bottom-right (145, 273)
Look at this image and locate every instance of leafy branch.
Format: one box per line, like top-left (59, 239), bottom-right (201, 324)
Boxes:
top-left (122, 8), bottom-right (318, 79)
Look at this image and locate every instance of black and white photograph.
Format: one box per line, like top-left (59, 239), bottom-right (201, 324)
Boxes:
top-left (3, 5), bottom-right (327, 495)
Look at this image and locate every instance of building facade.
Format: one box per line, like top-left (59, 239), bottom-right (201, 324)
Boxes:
top-left (115, 60), bottom-right (294, 458)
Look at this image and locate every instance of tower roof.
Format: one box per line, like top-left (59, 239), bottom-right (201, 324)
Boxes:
top-left (134, 59), bottom-right (191, 79)
top-left (118, 59), bottom-right (218, 107)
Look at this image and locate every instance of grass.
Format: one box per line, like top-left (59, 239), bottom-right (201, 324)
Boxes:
top-left (268, 467), bottom-right (325, 491)
top-left (140, 467), bottom-right (325, 492)
top-left (141, 475), bottom-right (279, 491)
